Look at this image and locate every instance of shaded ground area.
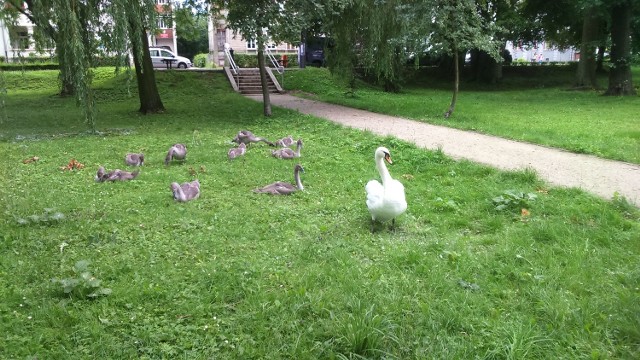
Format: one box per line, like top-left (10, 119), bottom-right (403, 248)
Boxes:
top-left (248, 94), bottom-right (640, 206)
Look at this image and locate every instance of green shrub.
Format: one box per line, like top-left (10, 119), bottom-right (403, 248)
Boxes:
top-left (193, 53), bottom-right (208, 68)
top-left (233, 53), bottom-right (258, 68)
top-left (232, 53), bottom-right (298, 68)
top-left (51, 260), bottom-right (112, 300)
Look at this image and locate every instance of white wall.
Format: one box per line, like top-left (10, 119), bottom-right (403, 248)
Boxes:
top-left (506, 41), bottom-right (577, 63)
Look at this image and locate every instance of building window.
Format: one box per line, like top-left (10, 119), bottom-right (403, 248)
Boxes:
top-left (156, 0), bottom-right (170, 4)
top-left (10, 27), bottom-right (30, 50)
top-left (158, 16), bottom-right (171, 29)
top-left (246, 39), bottom-right (276, 50)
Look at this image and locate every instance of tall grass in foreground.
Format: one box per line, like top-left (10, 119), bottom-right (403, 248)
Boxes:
top-left (283, 67), bottom-right (640, 164)
top-left (0, 69), bottom-right (639, 359)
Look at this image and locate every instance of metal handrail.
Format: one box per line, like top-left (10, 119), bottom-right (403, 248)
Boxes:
top-left (224, 46), bottom-right (239, 75)
top-left (265, 46), bottom-right (284, 75)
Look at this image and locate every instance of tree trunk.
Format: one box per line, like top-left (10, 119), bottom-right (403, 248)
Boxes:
top-left (604, 1), bottom-right (636, 96)
top-left (596, 45), bottom-right (606, 73)
top-left (299, 30), bottom-right (306, 69)
top-left (444, 51), bottom-right (459, 119)
top-left (257, 36), bottom-right (272, 117)
top-left (575, 7), bottom-right (602, 89)
top-left (52, 32), bottom-right (74, 96)
top-left (131, 27), bottom-right (165, 113)
top-left (469, 49), bottom-right (501, 84)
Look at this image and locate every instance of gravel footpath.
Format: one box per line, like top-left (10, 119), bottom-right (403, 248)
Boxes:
top-left (248, 94), bottom-right (640, 207)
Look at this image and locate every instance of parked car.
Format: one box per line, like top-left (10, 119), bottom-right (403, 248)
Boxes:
top-left (149, 47), bottom-right (192, 69)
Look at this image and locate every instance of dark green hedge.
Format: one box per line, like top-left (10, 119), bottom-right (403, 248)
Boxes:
top-left (0, 56), bottom-right (123, 69)
top-left (232, 53), bottom-right (299, 68)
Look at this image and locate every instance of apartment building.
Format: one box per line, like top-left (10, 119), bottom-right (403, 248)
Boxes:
top-left (207, 9), bottom-right (298, 67)
top-left (150, 0), bottom-right (177, 52)
top-left (0, 0), bottom-right (178, 61)
top-left (0, 2), bottom-right (53, 60)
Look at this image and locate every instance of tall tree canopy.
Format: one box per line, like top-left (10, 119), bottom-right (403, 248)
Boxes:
top-left (520, 0), bottom-right (637, 95)
top-left (1, 0), bottom-right (166, 129)
top-left (213, 0), bottom-right (325, 115)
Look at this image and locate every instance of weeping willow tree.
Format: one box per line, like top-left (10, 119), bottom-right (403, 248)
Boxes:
top-left (325, 0), bottom-right (408, 94)
top-left (2, 0), bottom-right (164, 131)
top-left (3, 0), bottom-right (83, 96)
top-left (103, 0), bottom-right (165, 113)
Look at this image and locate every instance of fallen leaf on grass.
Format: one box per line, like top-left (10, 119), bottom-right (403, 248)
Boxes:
top-left (60, 159), bottom-right (84, 171)
top-left (22, 156), bottom-right (40, 164)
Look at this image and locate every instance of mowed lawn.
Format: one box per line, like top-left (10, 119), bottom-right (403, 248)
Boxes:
top-left (0, 68), bottom-right (639, 359)
top-left (283, 66), bottom-right (640, 164)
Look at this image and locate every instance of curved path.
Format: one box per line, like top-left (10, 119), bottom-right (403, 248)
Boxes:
top-left (248, 94), bottom-right (640, 206)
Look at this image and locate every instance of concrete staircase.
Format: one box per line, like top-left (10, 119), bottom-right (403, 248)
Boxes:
top-left (224, 67), bottom-right (283, 95)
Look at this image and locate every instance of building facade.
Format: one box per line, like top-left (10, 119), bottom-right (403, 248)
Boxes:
top-left (0, 3), bottom-right (54, 60)
top-left (506, 41), bottom-right (578, 63)
top-left (150, 0), bottom-right (177, 52)
top-left (207, 10), bottom-right (298, 67)
top-left (0, 0), bottom-right (179, 61)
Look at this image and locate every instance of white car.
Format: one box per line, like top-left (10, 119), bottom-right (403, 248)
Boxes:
top-left (149, 47), bottom-right (192, 69)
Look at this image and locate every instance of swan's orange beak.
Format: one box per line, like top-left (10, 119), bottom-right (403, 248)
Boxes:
top-left (384, 153), bottom-right (393, 164)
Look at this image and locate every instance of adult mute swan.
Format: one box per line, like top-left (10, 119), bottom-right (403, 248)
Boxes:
top-left (253, 164), bottom-right (304, 195)
top-left (365, 147), bottom-right (407, 230)
top-left (171, 179), bottom-right (200, 202)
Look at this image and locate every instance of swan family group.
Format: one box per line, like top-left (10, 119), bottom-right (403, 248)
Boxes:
top-left (94, 130), bottom-right (407, 229)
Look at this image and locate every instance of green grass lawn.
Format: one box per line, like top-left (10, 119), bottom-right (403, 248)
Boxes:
top-left (282, 66), bottom-right (640, 164)
top-left (1, 68), bottom-right (639, 359)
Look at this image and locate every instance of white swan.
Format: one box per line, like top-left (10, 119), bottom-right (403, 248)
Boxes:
top-left (365, 147), bottom-right (407, 230)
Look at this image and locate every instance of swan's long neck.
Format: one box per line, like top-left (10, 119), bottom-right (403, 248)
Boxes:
top-left (376, 156), bottom-right (391, 185)
top-left (294, 168), bottom-right (304, 190)
top-left (295, 142), bottom-right (302, 157)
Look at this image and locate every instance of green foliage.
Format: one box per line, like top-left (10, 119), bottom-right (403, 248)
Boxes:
top-left (1, 69), bottom-right (639, 358)
top-left (51, 260), bottom-right (112, 299)
top-left (193, 53), bottom-right (208, 68)
top-left (492, 190), bottom-right (538, 211)
top-left (332, 302), bottom-right (398, 358)
top-left (231, 53), bottom-right (297, 68)
top-left (0, 56), bottom-right (121, 70)
top-left (233, 53), bottom-right (259, 68)
top-left (15, 208), bottom-right (65, 226)
top-left (283, 66), bottom-right (640, 164)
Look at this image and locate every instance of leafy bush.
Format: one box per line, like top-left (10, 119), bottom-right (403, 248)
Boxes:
top-left (193, 53), bottom-right (208, 68)
top-left (15, 208), bottom-right (65, 226)
top-left (232, 53), bottom-right (298, 68)
top-left (233, 53), bottom-right (258, 68)
top-left (51, 260), bottom-right (112, 299)
top-left (492, 190), bottom-right (537, 211)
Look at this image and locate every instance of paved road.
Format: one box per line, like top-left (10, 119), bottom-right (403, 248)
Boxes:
top-left (248, 94), bottom-right (640, 206)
